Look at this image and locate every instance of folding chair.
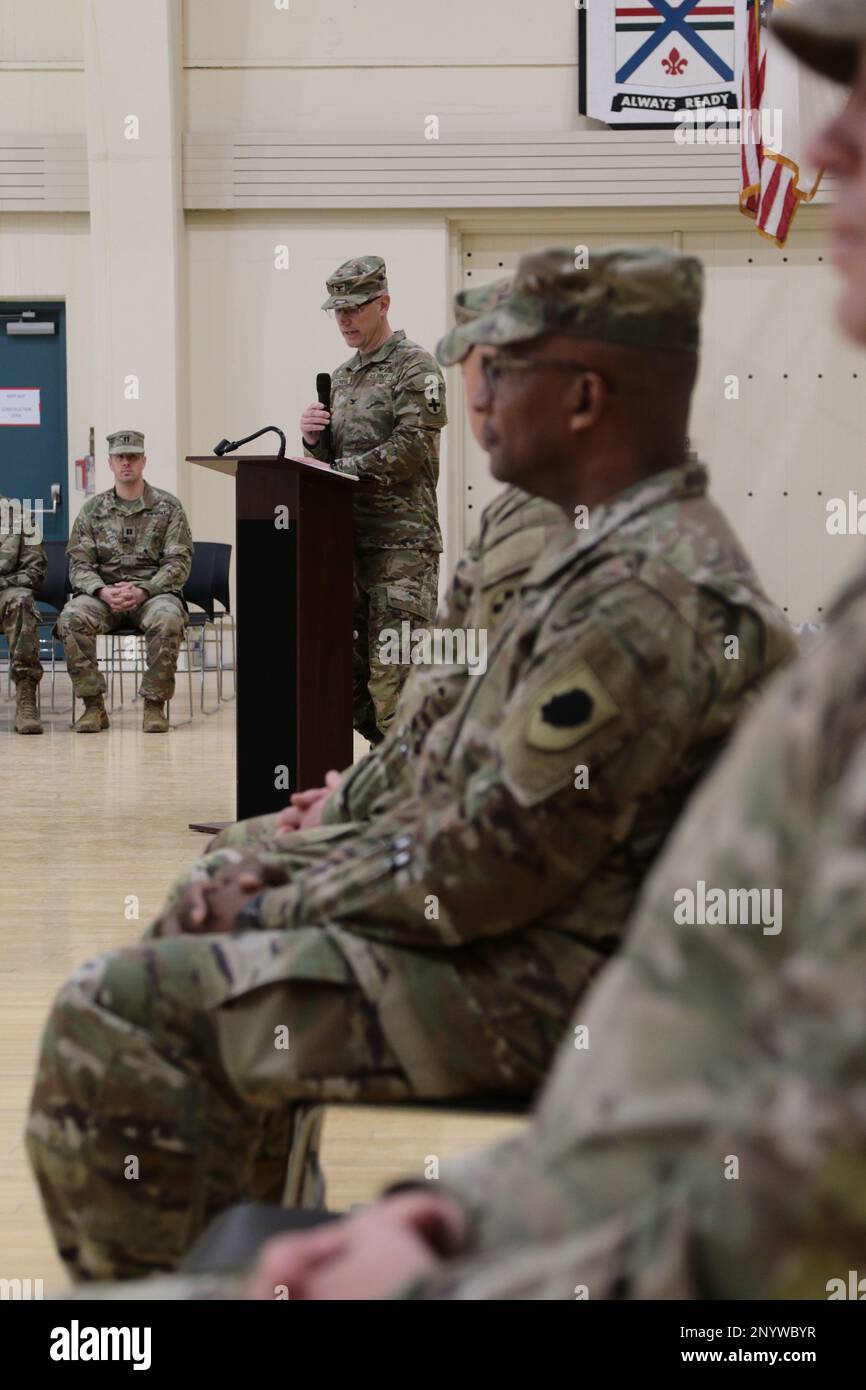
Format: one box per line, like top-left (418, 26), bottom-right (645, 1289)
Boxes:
top-left (182, 543), bottom-right (220, 714)
top-left (211, 542), bottom-right (235, 703)
top-left (36, 541), bottom-right (72, 713)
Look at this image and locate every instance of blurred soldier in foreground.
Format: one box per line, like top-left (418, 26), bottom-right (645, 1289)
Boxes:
top-left (28, 247), bottom-right (794, 1280)
top-left (69, 0), bottom-right (866, 1301)
top-left (56, 431), bottom-right (193, 734)
top-left (0, 495), bottom-right (45, 734)
top-left (301, 256), bottom-right (446, 745)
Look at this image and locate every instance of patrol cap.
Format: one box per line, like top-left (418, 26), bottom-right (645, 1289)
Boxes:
top-left (107, 429), bottom-right (145, 455)
top-left (436, 277), bottom-right (513, 367)
top-left (460, 246), bottom-right (704, 356)
top-left (322, 255), bottom-right (388, 310)
top-left (773, 0), bottom-right (866, 86)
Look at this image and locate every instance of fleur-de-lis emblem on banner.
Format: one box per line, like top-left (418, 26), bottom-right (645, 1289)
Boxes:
top-left (661, 47), bottom-right (688, 76)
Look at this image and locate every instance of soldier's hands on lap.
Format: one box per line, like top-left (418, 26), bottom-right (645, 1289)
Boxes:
top-left (115, 583), bottom-right (147, 609)
top-left (276, 770), bottom-right (342, 835)
top-left (243, 1193), bottom-right (469, 1301)
top-left (300, 402), bottom-right (330, 445)
top-left (152, 859), bottom-right (289, 938)
top-left (275, 806), bottom-right (303, 834)
top-left (98, 584), bottom-right (130, 611)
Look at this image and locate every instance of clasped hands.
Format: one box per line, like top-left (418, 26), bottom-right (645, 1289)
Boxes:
top-left (151, 771), bottom-right (343, 939)
top-left (98, 582), bottom-right (149, 612)
top-left (273, 768), bottom-right (342, 834)
top-left (152, 858), bottom-right (289, 939)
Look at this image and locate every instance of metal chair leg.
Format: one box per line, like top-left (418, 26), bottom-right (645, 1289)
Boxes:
top-left (218, 616), bottom-right (236, 703)
top-left (187, 631), bottom-right (194, 722)
top-left (132, 631), bottom-right (142, 702)
top-left (200, 621), bottom-right (222, 716)
top-left (107, 636), bottom-right (115, 711)
top-left (45, 638), bottom-right (72, 715)
top-left (168, 630), bottom-right (195, 729)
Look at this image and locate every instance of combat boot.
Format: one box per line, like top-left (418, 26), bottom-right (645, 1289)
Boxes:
top-left (14, 680), bottom-right (43, 735)
top-left (73, 695), bottom-right (109, 733)
top-left (143, 699), bottom-right (169, 733)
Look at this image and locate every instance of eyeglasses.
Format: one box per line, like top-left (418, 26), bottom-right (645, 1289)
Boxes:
top-left (332, 297), bottom-right (382, 320)
top-left (481, 356), bottom-right (615, 394)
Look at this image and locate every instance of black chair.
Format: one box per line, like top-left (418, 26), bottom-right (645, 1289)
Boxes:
top-left (211, 542), bottom-right (235, 704)
top-left (37, 541), bottom-right (73, 712)
top-left (180, 1204), bottom-right (341, 1276)
top-left (182, 542), bottom-right (219, 715)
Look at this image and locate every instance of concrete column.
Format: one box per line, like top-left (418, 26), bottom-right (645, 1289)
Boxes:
top-left (83, 0), bottom-right (187, 500)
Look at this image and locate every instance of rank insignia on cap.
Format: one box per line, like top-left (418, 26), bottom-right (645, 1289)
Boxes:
top-left (107, 428), bottom-right (145, 453)
top-left (526, 660), bottom-right (620, 752)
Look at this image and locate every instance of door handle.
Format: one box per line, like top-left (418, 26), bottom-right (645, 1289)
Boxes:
top-left (31, 483), bottom-right (62, 516)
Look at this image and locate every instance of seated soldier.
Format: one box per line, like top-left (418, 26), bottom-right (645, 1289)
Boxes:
top-left (56, 430), bottom-right (193, 734)
top-left (0, 495), bottom-right (46, 735)
top-left (28, 247), bottom-right (796, 1281)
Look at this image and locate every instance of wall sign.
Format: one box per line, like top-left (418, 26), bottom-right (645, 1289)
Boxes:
top-left (580, 1), bottom-right (746, 127)
top-left (0, 387), bottom-right (41, 426)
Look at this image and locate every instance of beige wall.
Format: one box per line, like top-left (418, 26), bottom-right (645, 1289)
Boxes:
top-left (83, 0), bottom-right (186, 506)
top-left (183, 0), bottom-right (584, 134)
top-left (1, 0), bottom-right (862, 628)
top-left (457, 209), bottom-right (865, 624)
top-left (0, 0), bottom-right (84, 131)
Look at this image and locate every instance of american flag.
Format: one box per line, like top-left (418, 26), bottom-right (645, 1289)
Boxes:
top-left (739, 0), bottom-right (823, 246)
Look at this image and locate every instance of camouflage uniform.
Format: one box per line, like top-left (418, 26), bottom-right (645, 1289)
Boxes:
top-left (0, 494), bottom-right (45, 685)
top-left (407, 0), bottom-right (866, 1304)
top-left (52, 547), bottom-right (866, 1304)
top-left (306, 256), bottom-right (446, 743)
top-left (57, 479), bottom-right (192, 703)
top-left (42, 0), bottom-right (866, 1301)
top-left (27, 248), bottom-right (797, 1281)
top-left (322, 485), bottom-right (567, 828)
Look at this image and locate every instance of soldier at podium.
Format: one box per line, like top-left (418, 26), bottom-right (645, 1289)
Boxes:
top-left (300, 255), bottom-right (447, 746)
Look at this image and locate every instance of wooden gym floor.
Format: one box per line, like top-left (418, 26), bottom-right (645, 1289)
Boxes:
top-left (0, 670), bottom-right (522, 1290)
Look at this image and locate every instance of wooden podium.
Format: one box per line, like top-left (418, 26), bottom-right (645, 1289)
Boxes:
top-left (187, 453), bottom-right (357, 827)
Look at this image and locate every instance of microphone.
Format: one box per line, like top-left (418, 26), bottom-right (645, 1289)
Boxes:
top-left (315, 372), bottom-right (332, 461)
top-left (213, 426), bottom-right (286, 458)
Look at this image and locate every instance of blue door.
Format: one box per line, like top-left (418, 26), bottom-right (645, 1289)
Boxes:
top-left (0, 301), bottom-right (70, 663)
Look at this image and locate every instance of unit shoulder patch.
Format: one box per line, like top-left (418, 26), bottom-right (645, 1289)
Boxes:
top-left (525, 660), bottom-right (621, 752)
top-left (500, 652), bottom-right (627, 807)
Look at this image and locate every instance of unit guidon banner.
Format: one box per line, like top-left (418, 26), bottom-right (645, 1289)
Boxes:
top-left (580, 0), bottom-right (747, 125)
